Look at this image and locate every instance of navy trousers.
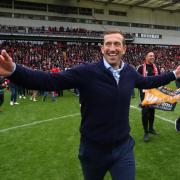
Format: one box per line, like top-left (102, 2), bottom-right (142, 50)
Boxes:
top-left (79, 137), bottom-right (135, 180)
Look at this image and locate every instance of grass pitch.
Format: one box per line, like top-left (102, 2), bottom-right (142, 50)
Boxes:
top-left (0, 86), bottom-right (179, 180)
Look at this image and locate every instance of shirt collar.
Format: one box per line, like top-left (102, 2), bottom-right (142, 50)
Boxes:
top-left (103, 57), bottom-right (124, 71)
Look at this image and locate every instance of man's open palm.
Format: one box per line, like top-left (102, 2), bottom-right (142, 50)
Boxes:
top-left (0, 49), bottom-right (14, 77)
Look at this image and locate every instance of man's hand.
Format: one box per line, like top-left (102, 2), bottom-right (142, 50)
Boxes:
top-left (175, 65), bottom-right (180, 78)
top-left (0, 49), bottom-right (14, 77)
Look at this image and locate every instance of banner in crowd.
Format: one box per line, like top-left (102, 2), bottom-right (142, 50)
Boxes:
top-left (141, 87), bottom-right (180, 111)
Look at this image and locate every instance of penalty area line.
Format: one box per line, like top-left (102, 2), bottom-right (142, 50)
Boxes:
top-left (0, 113), bottom-right (80, 133)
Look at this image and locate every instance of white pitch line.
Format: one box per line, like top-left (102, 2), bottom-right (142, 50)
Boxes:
top-left (0, 113), bottom-right (80, 133)
top-left (130, 105), bottom-right (175, 124)
top-left (0, 106), bottom-right (175, 133)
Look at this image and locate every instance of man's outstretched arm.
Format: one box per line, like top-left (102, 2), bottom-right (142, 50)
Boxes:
top-left (135, 66), bottom-right (180, 89)
top-left (0, 49), bottom-right (86, 91)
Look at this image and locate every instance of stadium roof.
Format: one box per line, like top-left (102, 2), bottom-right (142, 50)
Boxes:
top-left (92, 0), bottom-right (180, 12)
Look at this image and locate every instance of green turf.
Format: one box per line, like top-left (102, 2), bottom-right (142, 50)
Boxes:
top-left (0, 84), bottom-right (179, 180)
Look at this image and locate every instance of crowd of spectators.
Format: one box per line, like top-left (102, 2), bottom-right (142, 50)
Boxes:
top-left (0, 41), bottom-right (101, 71)
top-left (0, 41), bottom-right (179, 72)
top-left (0, 40), bottom-right (179, 106)
top-left (0, 25), bottom-right (135, 39)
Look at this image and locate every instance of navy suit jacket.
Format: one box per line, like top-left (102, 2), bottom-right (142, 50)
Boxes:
top-left (9, 60), bottom-right (175, 146)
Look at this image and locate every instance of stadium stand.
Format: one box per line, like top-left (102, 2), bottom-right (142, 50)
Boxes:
top-left (0, 40), bottom-right (179, 72)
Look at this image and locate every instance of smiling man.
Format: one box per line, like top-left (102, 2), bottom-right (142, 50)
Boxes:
top-left (0, 30), bottom-right (180, 180)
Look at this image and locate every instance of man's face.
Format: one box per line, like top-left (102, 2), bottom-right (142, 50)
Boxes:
top-left (145, 52), bottom-right (155, 64)
top-left (101, 33), bottom-right (126, 69)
